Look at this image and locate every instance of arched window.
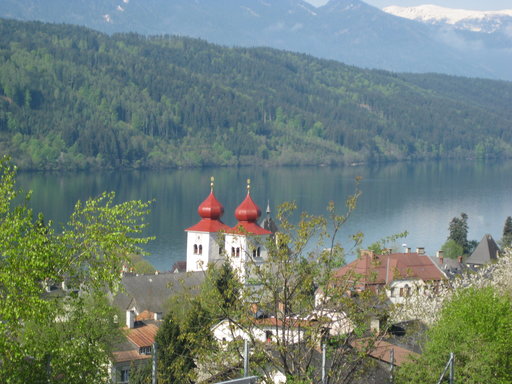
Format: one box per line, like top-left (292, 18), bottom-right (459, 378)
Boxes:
top-left (198, 244), bottom-right (203, 255)
top-left (257, 247), bottom-right (261, 257)
top-left (236, 247), bottom-right (240, 257)
top-left (231, 247), bottom-right (235, 257)
top-left (252, 249), bottom-right (257, 258)
top-left (193, 244), bottom-right (198, 254)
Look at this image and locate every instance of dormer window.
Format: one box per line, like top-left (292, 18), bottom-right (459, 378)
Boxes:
top-left (139, 346), bottom-right (152, 355)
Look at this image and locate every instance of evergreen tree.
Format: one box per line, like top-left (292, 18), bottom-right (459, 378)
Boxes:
top-left (155, 312), bottom-right (195, 384)
top-left (448, 213), bottom-right (469, 255)
top-left (502, 216), bottom-right (512, 248)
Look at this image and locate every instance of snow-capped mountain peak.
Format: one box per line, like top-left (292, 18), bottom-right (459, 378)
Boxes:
top-left (384, 4), bottom-right (512, 33)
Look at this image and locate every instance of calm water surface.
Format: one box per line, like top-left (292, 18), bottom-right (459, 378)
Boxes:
top-left (16, 160), bottom-right (512, 271)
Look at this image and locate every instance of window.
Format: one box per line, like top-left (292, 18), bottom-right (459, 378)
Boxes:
top-left (219, 246), bottom-right (223, 255)
top-left (139, 346), bottom-right (152, 355)
top-left (231, 247), bottom-right (235, 257)
top-left (120, 368), bottom-right (129, 383)
top-left (198, 244), bottom-right (203, 255)
top-left (193, 244), bottom-right (198, 254)
top-left (252, 248), bottom-right (257, 258)
top-left (257, 247), bottom-right (261, 257)
top-left (236, 247), bottom-right (240, 257)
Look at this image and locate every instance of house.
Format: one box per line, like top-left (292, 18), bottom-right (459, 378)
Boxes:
top-left (111, 310), bottom-right (159, 383)
top-left (212, 317), bottom-right (309, 346)
top-left (110, 271), bottom-right (204, 383)
top-left (331, 249), bottom-right (446, 304)
top-left (465, 234), bottom-right (500, 268)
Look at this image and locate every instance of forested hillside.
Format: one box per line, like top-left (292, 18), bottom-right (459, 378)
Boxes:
top-left (1, 18), bottom-right (511, 170)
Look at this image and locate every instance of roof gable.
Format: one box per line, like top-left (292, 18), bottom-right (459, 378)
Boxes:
top-left (334, 252), bottom-right (445, 287)
top-left (466, 234), bottom-right (500, 265)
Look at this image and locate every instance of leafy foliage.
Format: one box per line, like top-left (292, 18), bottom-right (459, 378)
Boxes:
top-left (1, 19), bottom-right (512, 169)
top-left (441, 238), bottom-right (464, 260)
top-left (396, 286), bottom-right (512, 384)
top-left (0, 156), bottom-right (151, 383)
top-left (158, 183), bottom-right (391, 383)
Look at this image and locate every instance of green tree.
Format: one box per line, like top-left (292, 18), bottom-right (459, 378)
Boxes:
top-left (155, 309), bottom-right (197, 384)
top-left (502, 216), bottom-right (512, 249)
top-left (183, 185), bottom-right (390, 384)
top-left (0, 157), bottom-right (151, 383)
top-left (441, 238), bottom-right (464, 259)
top-left (129, 361), bottom-right (152, 384)
top-left (447, 212), bottom-right (469, 255)
top-left (396, 286), bottom-right (512, 384)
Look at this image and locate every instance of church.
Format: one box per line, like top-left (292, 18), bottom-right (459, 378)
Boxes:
top-left (185, 177), bottom-right (277, 282)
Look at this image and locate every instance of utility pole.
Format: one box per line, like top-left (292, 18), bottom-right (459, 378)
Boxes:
top-left (152, 342), bottom-right (158, 384)
top-left (322, 343), bottom-right (326, 384)
top-left (389, 348), bottom-right (395, 383)
top-left (244, 339), bottom-right (249, 377)
top-left (437, 352), bottom-right (454, 384)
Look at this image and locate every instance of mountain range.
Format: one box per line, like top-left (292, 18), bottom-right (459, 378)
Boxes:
top-left (0, 0), bottom-right (511, 80)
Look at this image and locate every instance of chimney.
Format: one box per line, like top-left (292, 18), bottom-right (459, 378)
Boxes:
top-left (405, 247), bottom-right (411, 254)
top-left (154, 312), bottom-right (162, 321)
top-left (126, 310), bottom-right (135, 329)
top-left (416, 247), bottom-right (425, 255)
top-left (437, 250), bottom-right (444, 265)
top-left (277, 302), bottom-right (286, 319)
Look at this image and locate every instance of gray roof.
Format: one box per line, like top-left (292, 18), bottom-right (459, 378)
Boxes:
top-left (111, 271), bottom-right (205, 316)
top-left (466, 234), bottom-right (500, 266)
top-left (429, 255), bottom-right (466, 279)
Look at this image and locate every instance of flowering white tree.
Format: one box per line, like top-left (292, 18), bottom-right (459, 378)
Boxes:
top-left (392, 248), bottom-right (512, 325)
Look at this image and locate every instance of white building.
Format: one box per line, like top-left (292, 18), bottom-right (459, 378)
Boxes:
top-left (186, 178), bottom-right (272, 283)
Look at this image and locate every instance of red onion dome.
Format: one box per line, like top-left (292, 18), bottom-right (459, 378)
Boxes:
top-left (235, 193), bottom-right (261, 222)
top-left (198, 191), bottom-right (224, 220)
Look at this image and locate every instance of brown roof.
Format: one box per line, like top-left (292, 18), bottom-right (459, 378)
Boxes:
top-left (112, 349), bottom-right (152, 363)
top-left (334, 251), bottom-right (444, 288)
top-left (125, 323), bottom-right (158, 348)
top-left (135, 310), bottom-right (155, 321)
top-left (352, 339), bottom-right (419, 367)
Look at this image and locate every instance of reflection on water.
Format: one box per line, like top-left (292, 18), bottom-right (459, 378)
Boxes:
top-left (17, 160), bottom-right (512, 271)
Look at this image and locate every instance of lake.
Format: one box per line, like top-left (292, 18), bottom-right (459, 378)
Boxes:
top-left (16, 160), bottom-right (512, 271)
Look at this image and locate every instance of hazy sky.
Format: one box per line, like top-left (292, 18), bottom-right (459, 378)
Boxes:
top-left (305, 0), bottom-right (512, 11)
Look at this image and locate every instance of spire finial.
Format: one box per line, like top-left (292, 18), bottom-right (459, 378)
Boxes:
top-left (247, 178), bottom-right (251, 194)
top-left (266, 200), bottom-right (271, 216)
top-left (210, 176), bottom-right (215, 192)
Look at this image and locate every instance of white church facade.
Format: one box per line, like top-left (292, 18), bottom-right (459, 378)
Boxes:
top-left (185, 178), bottom-right (274, 282)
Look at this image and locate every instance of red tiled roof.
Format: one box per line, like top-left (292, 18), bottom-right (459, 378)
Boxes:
top-left (186, 218), bottom-right (231, 233)
top-left (112, 349), bottom-right (152, 363)
top-left (352, 339), bottom-right (419, 367)
top-left (230, 222), bottom-right (272, 236)
top-left (334, 252), bottom-right (444, 288)
top-left (125, 323), bottom-right (158, 348)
